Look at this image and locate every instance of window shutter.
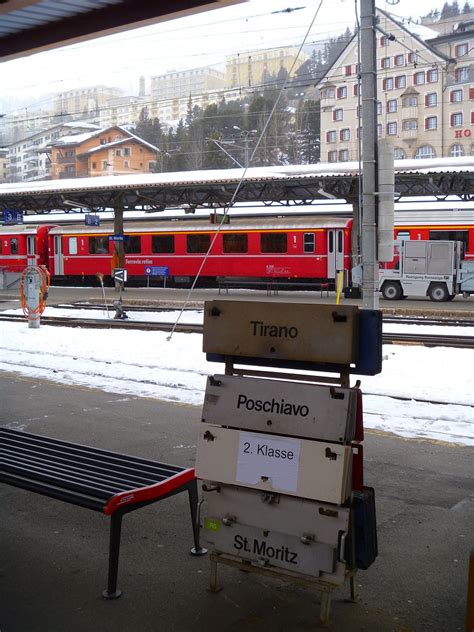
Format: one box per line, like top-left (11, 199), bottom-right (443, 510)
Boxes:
top-left (425, 118), bottom-right (429, 130)
top-left (425, 94), bottom-right (430, 106)
top-left (382, 78), bottom-right (387, 91)
top-left (471, 111), bottom-right (474, 124)
top-left (469, 88), bottom-right (474, 100)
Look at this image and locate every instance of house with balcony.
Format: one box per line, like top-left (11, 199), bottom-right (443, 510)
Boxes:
top-left (5, 122), bottom-right (99, 182)
top-left (318, 9), bottom-right (474, 162)
top-left (48, 126), bottom-right (160, 179)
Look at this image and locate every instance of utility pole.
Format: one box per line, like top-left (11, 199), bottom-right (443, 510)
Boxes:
top-left (360, 0), bottom-right (379, 309)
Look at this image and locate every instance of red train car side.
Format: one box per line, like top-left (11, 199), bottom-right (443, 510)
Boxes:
top-left (45, 216), bottom-right (353, 286)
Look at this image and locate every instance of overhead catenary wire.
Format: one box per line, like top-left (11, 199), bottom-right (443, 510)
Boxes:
top-left (165, 0), bottom-right (326, 342)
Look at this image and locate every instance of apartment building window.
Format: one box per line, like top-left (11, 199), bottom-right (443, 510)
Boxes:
top-left (340, 128), bottom-right (350, 141)
top-left (425, 92), bottom-right (438, 107)
top-left (321, 87), bottom-right (335, 99)
top-left (387, 99), bottom-right (397, 113)
top-left (115, 150), bottom-right (121, 156)
top-left (328, 150), bottom-right (338, 162)
top-left (100, 138), bottom-right (106, 145)
top-left (413, 71), bottom-right (425, 85)
top-left (394, 54), bottom-right (405, 66)
top-left (382, 77), bottom-right (394, 90)
top-left (407, 52), bottom-right (418, 64)
top-left (393, 147), bottom-right (406, 159)
top-left (451, 112), bottom-right (463, 126)
top-left (455, 42), bottom-right (468, 56)
top-left (377, 123), bottom-right (383, 137)
top-left (337, 86), bottom-right (347, 99)
top-left (402, 119), bottom-right (417, 130)
top-left (425, 116), bottom-right (438, 130)
top-left (353, 83), bottom-right (359, 96)
top-left (345, 65), bottom-right (352, 76)
top-left (380, 36), bottom-right (390, 47)
top-left (381, 57), bottom-right (391, 69)
top-left (402, 95), bottom-right (418, 107)
top-left (124, 147), bottom-right (131, 156)
top-left (377, 101), bottom-right (383, 114)
top-left (327, 130), bottom-right (337, 143)
top-left (450, 143), bottom-right (464, 157)
top-left (450, 89), bottom-right (463, 102)
top-left (339, 149), bottom-right (349, 161)
top-left (427, 68), bottom-right (438, 83)
top-left (387, 121), bottom-right (398, 136)
top-left (415, 145), bottom-right (435, 159)
top-left (333, 108), bottom-right (343, 121)
top-left (455, 67), bottom-right (469, 83)
top-left (92, 162), bottom-right (97, 169)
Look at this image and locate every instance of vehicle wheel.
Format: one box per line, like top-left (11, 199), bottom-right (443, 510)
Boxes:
top-left (428, 283), bottom-right (449, 302)
top-left (382, 281), bottom-right (402, 300)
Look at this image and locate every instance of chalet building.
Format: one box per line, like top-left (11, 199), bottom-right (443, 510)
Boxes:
top-left (48, 126), bottom-right (160, 179)
top-left (318, 9), bottom-right (474, 162)
top-left (6, 122), bottom-right (99, 183)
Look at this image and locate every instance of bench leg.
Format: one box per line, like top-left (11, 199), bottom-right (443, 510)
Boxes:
top-left (189, 480), bottom-right (207, 557)
top-left (102, 513), bottom-right (123, 599)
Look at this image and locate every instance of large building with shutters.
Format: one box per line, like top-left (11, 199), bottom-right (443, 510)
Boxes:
top-left (318, 9), bottom-right (474, 162)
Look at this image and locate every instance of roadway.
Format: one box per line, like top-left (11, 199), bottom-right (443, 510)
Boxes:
top-left (0, 371), bottom-right (472, 632)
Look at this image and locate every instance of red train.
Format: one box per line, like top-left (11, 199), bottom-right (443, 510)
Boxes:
top-left (0, 210), bottom-right (473, 287)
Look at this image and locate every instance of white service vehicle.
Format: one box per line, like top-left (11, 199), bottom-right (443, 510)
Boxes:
top-left (378, 239), bottom-right (474, 301)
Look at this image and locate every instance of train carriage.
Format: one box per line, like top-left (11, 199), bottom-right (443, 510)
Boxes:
top-left (46, 216), bottom-right (353, 286)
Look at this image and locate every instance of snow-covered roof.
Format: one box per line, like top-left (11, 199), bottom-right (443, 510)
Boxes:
top-left (0, 157), bottom-right (473, 197)
top-left (52, 130), bottom-right (102, 146)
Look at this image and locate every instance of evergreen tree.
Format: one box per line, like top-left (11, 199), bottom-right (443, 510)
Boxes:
top-left (463, 0), bottom-right (471, 12)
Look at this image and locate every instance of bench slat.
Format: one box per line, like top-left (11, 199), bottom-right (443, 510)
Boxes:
top-left (1, 431), bottom-right (182, 478)
top-left (0, 446), bottom-right (165, 489)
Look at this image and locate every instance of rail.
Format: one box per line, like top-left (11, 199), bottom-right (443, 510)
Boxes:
top-left (1, 313), bottom-right (473, 348)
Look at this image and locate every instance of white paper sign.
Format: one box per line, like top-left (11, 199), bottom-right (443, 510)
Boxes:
top-left (236, 431), bottom-right (301, 493)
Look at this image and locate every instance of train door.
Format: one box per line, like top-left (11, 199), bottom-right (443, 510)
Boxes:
top-left (327, 229), bottom-right (344, 279)
top-left (53, 235), bottom-right (64, 275)
top-left (26, 235), bottom-right (36, 265)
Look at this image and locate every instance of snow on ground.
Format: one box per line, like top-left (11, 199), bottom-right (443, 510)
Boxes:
top-left (0, 312), bottom-right (472, 446)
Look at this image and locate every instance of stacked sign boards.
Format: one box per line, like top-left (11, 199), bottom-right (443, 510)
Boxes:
top-left (196, 300), bottom-right (379, 600)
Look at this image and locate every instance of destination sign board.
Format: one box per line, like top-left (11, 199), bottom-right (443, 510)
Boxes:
top-left (1, 209), bottom-right (23, 224)
top-left (85, 214), bottom-right (100, 227)
top-left (201, 374), bottom-right (356, 443)
top-left (203, 301), bottom-right (359, 365)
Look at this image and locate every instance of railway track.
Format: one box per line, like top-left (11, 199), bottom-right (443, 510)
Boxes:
top-left (1, 313), bottom-right (473, 349)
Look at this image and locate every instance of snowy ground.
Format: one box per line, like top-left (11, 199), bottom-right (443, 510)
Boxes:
top-left (0, 307), bottom-right (473, 446)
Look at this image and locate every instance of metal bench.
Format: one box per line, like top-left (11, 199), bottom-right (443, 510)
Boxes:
top-left (0, 428), bottom-right (206, 599)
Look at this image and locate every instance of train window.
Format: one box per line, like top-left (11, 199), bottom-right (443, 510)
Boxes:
top-left (337, 231), bottom-right (343, 253)
top-left (124, 236), bottom-right (141, 254)
top-left (223, 233), bottom-right (248, 253)
top-left (187, 233), bottom-right (211, 253)
top-left (152, 235), bottom-right (174, 253)
top-left (68, 238), bottom-right (78, 255)
top-left (10, 238), bottom-right (18, 255)
top-left (260, 233), bottom-right (287, 253)
top-left (303, 233), bottom-right (315, 253)
top-left (429, 230), bottom-right (468, 253)
top-left (89, 236), bottom-right (109, 254)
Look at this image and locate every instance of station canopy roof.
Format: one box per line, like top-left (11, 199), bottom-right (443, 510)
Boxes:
top-left (0, 0), bottom-right (242, 61)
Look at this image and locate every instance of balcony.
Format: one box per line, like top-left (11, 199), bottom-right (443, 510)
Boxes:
top-left (59, 170), bottom-right (76, 178)
top-left (402, 128), bottom-right (418, 140)
top-left (55, 156), bottom-right (76, 164)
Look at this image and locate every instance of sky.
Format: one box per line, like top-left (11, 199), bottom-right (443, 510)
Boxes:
top-left (1, 305), bottom-right (473, 447)
top-left (0, 0), bottom-right (462, 113)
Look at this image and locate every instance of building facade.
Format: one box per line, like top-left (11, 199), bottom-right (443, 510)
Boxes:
top-left (150, 67), bottom-right (226, 101)
top-left (53, 86), bottom-right (123, 120)
top-left (6, 122), bottom-right (99, 182)
top-left (48, 126), bottom-right (160, 179)
top-left (225, 46), bottom-right (308, 88)
top-left (99, 95), bottom-right (147, 129)
top-left (318, 9), bottom-right (474, 162)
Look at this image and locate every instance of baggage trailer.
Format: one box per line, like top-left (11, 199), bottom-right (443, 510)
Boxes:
top-left (378, 240), bottom-right (464, 302)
